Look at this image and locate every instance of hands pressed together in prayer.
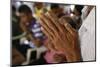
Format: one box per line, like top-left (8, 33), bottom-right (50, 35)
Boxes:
top-left (39, 11), bottom-right (82, 62)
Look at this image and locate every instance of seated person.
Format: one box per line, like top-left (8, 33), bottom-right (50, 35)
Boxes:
top-left (18, 5), bottom-right (47, 64)
top-left (18, 5), bottom-right (46, 48)
top-left (12, 5), bottom-right (31, 59)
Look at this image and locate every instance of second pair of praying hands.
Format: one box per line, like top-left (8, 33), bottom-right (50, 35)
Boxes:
top-left (39, 11), bottom-right (82, 62)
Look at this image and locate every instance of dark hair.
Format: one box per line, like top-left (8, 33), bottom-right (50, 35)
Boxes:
top-left (50, 4), bottom-right (60, 9)
top-left (12, 5), bottom-right (16, 12)
top-left (75, 5), bottom-right (84, 15)
top-left (18, 5), bottom-right (32, 14)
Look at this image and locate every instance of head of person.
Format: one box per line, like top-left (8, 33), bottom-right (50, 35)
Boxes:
top-left (73, 5), bottom-right (84, 16)
top-left (50, 4), bottom-right (64, 17)
top-left (18, 5), bottom-right (32, 23)
top-left (34, 2), bottom-right (44, 9)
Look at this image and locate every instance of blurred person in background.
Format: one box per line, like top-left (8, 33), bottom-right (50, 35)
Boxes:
top-left (50, 4), bottom-right (65, 18)
top-left (71, 5), bottom-right (84, 29)
top-left (18, 5), bottom-right (45, 47)
top-left (18, 4), bottom-right (47, 64)
top-left (50, 4), bottom-right (78, 30)
top-left (12, 5), bottom-right (26, 65)
top-left (33, 2), bottom-right (47, 19)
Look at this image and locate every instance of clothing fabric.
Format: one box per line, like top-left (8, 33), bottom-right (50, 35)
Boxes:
top-left (79, 7), bottom-right (95, 61)
top-left (28, 18), bottom-right (45, 41)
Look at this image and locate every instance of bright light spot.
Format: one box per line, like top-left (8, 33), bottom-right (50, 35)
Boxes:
top-left (24, 40), bottom-right (29, 44)
top-left (15, 2), bottom-right (21, 8)
top-left (70, 13), bottom-right (74, 17)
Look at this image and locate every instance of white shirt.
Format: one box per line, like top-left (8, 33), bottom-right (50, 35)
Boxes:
top-left (79, 7), bottom-right (95, 61)
top-left (81, 6), bottom-right (89, 21)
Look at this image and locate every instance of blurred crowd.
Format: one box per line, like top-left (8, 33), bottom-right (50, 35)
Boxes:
top-left (12, 1), bottom-right (95, 66)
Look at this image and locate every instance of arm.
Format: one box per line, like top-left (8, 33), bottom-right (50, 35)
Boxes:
top-left (12, 48), bottom-right (25, 65)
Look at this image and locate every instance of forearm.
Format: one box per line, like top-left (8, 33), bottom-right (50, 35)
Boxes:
top-left (12, 48), bottom-right (25, 65)
top-left (26, 33), bottom-right (35, 41)
top-left (13, 56), bottom-right (25, 65)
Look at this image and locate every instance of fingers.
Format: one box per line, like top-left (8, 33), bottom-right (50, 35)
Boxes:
top-left (39, 13), bottom-right (57, 36)
top-left (59, 17), bottom-right (76, 36)
top-left (59, 17), bottom-right (77, 48)
top-left (47, 11), bottom-right (63, 32)
top-left (41, 27), bottom-right (53, 40)
top-left (39, 12), bottom-right (78, 53)
top-left (39, 17), bottom-right (55, 39)
top-left (39, 18), bottom-right (50, 32)
top-left (44, 39), bottom-right (58, 51)
top-left (53, 54), bottom-right (67, 62)
top-left (47, 39), bottom-right (58, 51)
top-left (40, 13), bottom-right (58, 32)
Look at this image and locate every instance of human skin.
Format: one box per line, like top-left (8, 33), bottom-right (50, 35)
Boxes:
top-left (12, 48), bottom-right (25, 65)
top-left (19, 13), bottom-right (43, 47)
top-left (39, 11), bottom-right (82, 62)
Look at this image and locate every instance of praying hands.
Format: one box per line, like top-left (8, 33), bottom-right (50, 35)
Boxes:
top-left (39, 11), bottom-right (82, 62)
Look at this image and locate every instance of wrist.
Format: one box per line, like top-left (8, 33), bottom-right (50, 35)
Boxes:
top-left (65, 49), bottom-right (81, 62)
